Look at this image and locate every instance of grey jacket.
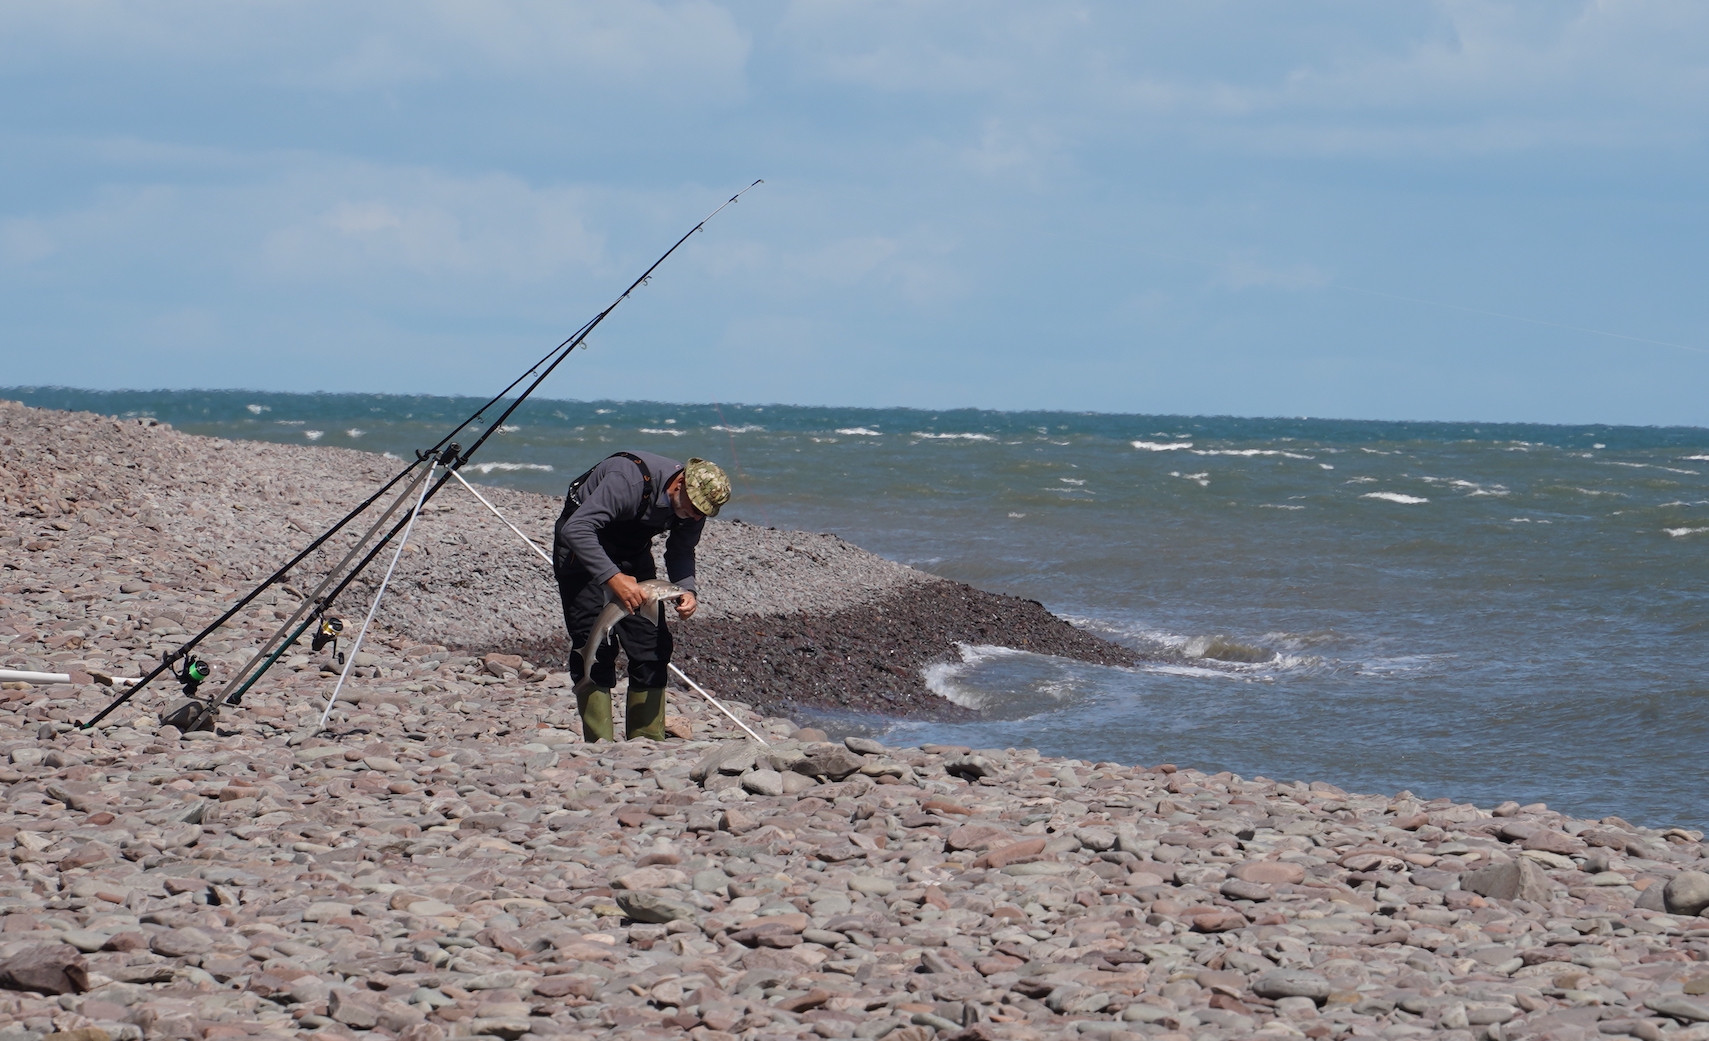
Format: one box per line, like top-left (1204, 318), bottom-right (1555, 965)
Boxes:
top-left (555, 450), bottom-right (701, 592)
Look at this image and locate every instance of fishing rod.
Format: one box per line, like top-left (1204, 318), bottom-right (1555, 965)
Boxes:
top-left (81, 179), bottom-right (763, 731)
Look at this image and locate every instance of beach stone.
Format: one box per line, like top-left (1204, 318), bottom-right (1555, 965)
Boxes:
top-left (1462, 857), bottom-right (1553, 902)
top-left (1648, 995), bottom-right (1709, 1023)
top-left (944, 754), bottom-right (997, 780)
top-left (0, 944), bottom-right (89, 996)
top-left (1522, 829), bottom-right (1583, 855)
top-left (946, 823), bottom-right (1012, 852)
top-left (1665, 871), bottom-right (1709, 916)
top-left (791, 747), bottom-right (866, 781)
top-left (302, 901), bottom-right (355, 923)
top-left (845, 736), bottom-right (887, 755)
top-left (1220, 878), bottom-right (1274, 902)
top-left (985, 838), bottom-right (1047, 868)
top-left (614, 891), bottom-right (697, 924)
top-left (611, 866), bottom-right (687, 890)
top-left (741, 768), bottom-right (785, 795)
top-left (848, 875), bottom-right (897, 896)
top-left (1075, 827), bottom-right (1117, 852)
top-left (1232, 861), bottom-right (1306, 885)
top-left (148, 928), bottom-right (214, 957)
top-left (1252, 969), bottom-right (1332, 1003)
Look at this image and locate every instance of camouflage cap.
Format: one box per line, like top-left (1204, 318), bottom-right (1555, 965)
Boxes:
top-left (683, 458), bottom-right (730, 518)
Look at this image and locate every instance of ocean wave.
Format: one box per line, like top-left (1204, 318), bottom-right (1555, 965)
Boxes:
top-left (1665, 527), bottom-right (1709, 538)
top-left (1259, 504), bottom-right (1305, 510)
top-left (1605, 461), bottom-right (1701, 476)
top-left (246, 403), bottom-right (270, 415)
top-left (1058, 477), bottom-right (1085, 486)
top-left (1420, 477), bottom-right (1510, 497)
top-left (468, 462), bottom-right (555, 474)
top-left (1361, 492), bottom-right (1428, 504)
top-left (1131, 440), bottom-right (1193, 451)
top-left (1683, 455), bottom-right (1709, 462)
top-left (639, 428), bottom-right (685, 436)
top-left (836, 427), bottom-right (881, 436)
top-left (912, 432), bottom-right (996, 441)
top-left (1169, 471), bottom-right (1210, 487)
top-left (923, 644), bottom-right (1035, 710)
top-left (497, 424), bottom-right (519, 433)
top-left (712, 424), bottom-right (765, 433)
top-left (345, 428), bottom-right (364, 438)
top-left (1193, 448), bottom-right (1314, 460)
top-left (304, 430), bottom-right (323, 441)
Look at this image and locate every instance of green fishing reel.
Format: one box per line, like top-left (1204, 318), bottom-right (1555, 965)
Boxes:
top-left (176, 656), bottom-right (210, 695)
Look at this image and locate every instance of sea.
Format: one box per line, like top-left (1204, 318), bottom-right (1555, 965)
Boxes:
top-left (8, 386), bottom-right (1709, 831)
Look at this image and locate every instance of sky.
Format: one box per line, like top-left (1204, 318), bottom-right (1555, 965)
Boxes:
top-left (3, 1), bottom-right (1708, 426)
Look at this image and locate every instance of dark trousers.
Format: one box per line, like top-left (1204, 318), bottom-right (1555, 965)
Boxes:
top-left (555, 559), bottom-right (672, 691)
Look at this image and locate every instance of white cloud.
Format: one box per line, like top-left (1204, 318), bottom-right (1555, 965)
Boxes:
top-left (0, 0), bottom-right (751, 97)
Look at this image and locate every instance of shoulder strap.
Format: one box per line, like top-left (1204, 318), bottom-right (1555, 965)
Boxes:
top-left (564, 452), bottom-right (658, 518)
top-left (610, 452), bottom-right (654, 512)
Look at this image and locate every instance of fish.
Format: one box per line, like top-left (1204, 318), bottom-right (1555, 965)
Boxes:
top-left (572, 579), bottom-right (689, 696)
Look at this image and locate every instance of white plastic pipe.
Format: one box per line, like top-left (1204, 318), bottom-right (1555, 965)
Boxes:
top-left (0, 669), bottom-right (141, 686)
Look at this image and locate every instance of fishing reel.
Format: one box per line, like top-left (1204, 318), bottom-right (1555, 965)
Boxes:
top-left (176, 656), bottom-right (211, 697)
top-left (159, 654), bottom-right (217, 733)
top-left (312, 616), bottom-right (346, 665)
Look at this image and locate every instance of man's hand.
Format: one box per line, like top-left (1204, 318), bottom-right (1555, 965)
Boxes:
top-left (675, 590), bottom-right (697, 620)
top-left (606, 573), bottom-right (647, 613)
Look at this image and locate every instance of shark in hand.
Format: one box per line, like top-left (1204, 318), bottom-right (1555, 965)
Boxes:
top-left (572, 579), bottom-right (690, 696)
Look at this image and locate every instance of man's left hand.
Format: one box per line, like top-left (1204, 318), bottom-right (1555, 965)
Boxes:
top-left (676, 591), bottom-right (697, 620)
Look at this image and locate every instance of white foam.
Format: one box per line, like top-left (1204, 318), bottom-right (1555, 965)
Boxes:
top-left (836, 427), bottom-right (882, 436)
top-left (468, 462), bottom-right (554, 474)
top-left (1132, 440), bottom-right (1193, 451)
top-left (1606, 461), bottom-right (1701, 476)
top-left (912, 431), bottom-right (996, 441)
top-left (245, 403), bottom-right (270, 415)
top-left (712, 424), bottom-right (765, 433)
top-left (639, 427), bottom-right (685, 436)
top-left (304, 430), bottom-right (323, 441)
top-left (1058, 477), bottom-right (1085, 486)
top-left (498, 424), bottom-right (519, 433)
top-left (1319, 463), bottom-right (1334, 470)
top-left (922, 644), bottom-right (1031, 709)
top-left (1665, 527), bottom-right (1709, 538)
top-left (1361, 492), bottom-right (1428, 504)
top-left (1193, 448), bottom-right (1314, 460)
top-left (345, 428), bottom-right (364, 439)
top-left (1008, 512), bottom-right (1025, 518)
top-left (1169, 471), bottom-right (1210, 487)
top-left (1259, 504), bottom-right (1305, 510)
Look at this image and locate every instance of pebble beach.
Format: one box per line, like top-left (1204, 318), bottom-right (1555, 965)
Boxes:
top-left (4, 398), bottom-right (1709, 1041)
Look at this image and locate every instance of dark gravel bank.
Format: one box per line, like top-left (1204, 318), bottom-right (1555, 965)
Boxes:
top-left (505, 577), bottom-right (1140, 721)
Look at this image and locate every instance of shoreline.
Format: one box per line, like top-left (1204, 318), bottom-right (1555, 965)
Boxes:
top-left (4, 399), bottom-right (1709, 1040)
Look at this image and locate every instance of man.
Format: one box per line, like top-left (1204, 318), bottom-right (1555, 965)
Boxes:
top-left (552, 451), bottom-right (730, 741)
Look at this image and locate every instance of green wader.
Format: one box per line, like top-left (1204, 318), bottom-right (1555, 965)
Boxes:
top-left (625, 687), bottom-right (667, 741)
top-left (576, 686), bottom-right (615, 743)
